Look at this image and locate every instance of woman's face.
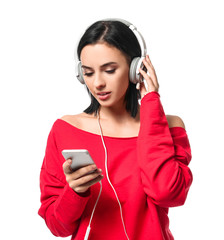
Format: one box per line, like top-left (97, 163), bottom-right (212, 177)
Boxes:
top-left (80, 42), bottom-right (130, 109)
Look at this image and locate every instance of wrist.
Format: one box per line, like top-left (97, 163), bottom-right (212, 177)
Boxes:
top-left (75, 188), bottom-right (91, 197)
top-left (141, 91), bottom-right (160, 100)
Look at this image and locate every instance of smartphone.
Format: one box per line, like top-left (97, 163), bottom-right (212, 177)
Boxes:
top-left (61, 149), bottom-right (96, 172)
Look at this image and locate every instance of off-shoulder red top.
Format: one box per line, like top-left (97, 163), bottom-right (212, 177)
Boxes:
top-left (38, 92), bottom-right (193, 240)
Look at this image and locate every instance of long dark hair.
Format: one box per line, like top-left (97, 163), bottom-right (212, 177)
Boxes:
top-left (77, 20), bottom-right (141, 118)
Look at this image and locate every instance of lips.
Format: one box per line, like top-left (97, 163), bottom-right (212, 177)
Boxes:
top-left (97, 92), bottom-right (110, 95)
top-left (96, 91), bottom-right (111, 100)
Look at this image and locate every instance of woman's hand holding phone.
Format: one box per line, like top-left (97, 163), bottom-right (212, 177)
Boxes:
top-left (63, 160), bottom-right (103, 194)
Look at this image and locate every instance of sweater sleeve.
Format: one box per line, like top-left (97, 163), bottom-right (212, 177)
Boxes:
top-left (137, 92), bottom-right (193, 208)
top-left (38, 125), bottom-right (90, 237)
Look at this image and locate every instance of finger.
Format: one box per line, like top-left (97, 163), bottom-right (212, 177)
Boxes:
top-left (143, 57), bottom-right (158, 86)
top-left (139, 68), bottom-right (157, 92)
top-left (139, 81), bottom-right (147, 97)
top-left (74, 175), bottom-right (104, 193)
top-left (73, 164), bottom-right (98, 179)
top-left (70, 171), bottom-right (103, 192)
top-left (146, 55), bottom-right (154, 68)
top-left (75, 169), bottom-right (103, 186)
top-left (63, 159), bottom-right (73, 174)
top-left (67, 167), bottom-right (102, 188)
top-left (66, 164), bottom-right (98, 184)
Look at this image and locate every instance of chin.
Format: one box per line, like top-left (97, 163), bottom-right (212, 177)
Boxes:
top-left (99, 99), bottom-right (125, 109)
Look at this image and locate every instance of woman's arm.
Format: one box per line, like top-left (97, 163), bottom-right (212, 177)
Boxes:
top-left (137, 92), bottom-right (193, 207)
top-left (38, 126), bottom-right (90, 237)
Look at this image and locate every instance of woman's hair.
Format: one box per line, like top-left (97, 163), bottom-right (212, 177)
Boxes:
top-left (77, 20), bottom-right (141, 118)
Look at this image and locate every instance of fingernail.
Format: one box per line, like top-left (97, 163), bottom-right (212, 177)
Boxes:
top-left (67, 159), bottom-right (72, 164)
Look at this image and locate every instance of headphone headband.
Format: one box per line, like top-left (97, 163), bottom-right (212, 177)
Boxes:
top-left (100, 18), bottom-right (147, 57)
top-left (76, 18), bottom-right (147, 85)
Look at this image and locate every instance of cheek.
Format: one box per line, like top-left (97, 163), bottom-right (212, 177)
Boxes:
top-left (84, 80), bottom-right (94, 95)
top-left (120, 69), bottom-right (130, 89)
top-left (113, 71), bottom-right (129, 97)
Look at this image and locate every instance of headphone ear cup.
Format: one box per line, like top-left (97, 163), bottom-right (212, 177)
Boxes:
top-left (76, 61), bottom-right (85, 84)
top-left (129, 57), bottom-right (142, 84)
top-left (129, 57), bottom-right (146, 84)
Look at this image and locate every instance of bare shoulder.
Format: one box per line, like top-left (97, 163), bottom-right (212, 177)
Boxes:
top-left (60, 112), bottom-right (96, 131)
top-left (166, 115), bottom-right (185, 129)
top-left (61, 114), bottom-right (81, 123)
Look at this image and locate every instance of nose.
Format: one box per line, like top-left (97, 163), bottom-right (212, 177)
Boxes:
top-left (93, 72), bottom-right (106, 89)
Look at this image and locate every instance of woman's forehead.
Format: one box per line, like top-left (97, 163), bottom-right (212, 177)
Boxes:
top-left (80, 42), bottom-right (128, 66)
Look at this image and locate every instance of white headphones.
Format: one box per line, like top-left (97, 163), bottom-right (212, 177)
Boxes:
top-left (76, 18), bottom-right (147, 85)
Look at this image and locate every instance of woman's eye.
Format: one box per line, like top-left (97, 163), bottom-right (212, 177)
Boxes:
top-left (84, 72), bottom-right (94, 77)
top-left (106, 69), bottom-right (116, 74)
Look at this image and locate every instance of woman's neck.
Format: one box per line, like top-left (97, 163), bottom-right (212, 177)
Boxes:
top-left (98, 105), bottom-right (140, 124)
top-left (96, 106), bottom-right (140, 138)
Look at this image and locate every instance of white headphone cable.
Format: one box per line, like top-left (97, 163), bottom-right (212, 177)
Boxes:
top-left (97, 111), bottom-right (130, 240)
top-left (84, 180), bottom-right (102, 240)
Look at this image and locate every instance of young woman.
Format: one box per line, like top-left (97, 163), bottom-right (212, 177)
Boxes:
top-left (38, 19), bottom-right (193, 240)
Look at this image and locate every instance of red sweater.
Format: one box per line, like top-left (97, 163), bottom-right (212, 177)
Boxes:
top-left (38, 92), bottom-right (193, 240)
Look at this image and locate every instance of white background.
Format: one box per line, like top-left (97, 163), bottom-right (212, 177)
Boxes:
top-left (0, 0), bottom-right (223, 239)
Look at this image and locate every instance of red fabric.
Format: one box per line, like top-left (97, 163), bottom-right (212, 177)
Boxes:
top-left (38, 91), bottom-right (193, 240)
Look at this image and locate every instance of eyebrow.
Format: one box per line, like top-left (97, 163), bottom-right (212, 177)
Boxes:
top-left (81, 62), bottom-right (117, 70)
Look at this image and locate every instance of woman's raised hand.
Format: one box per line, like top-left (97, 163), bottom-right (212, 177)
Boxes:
top-left (139, 55), bottom-right (159, 98)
